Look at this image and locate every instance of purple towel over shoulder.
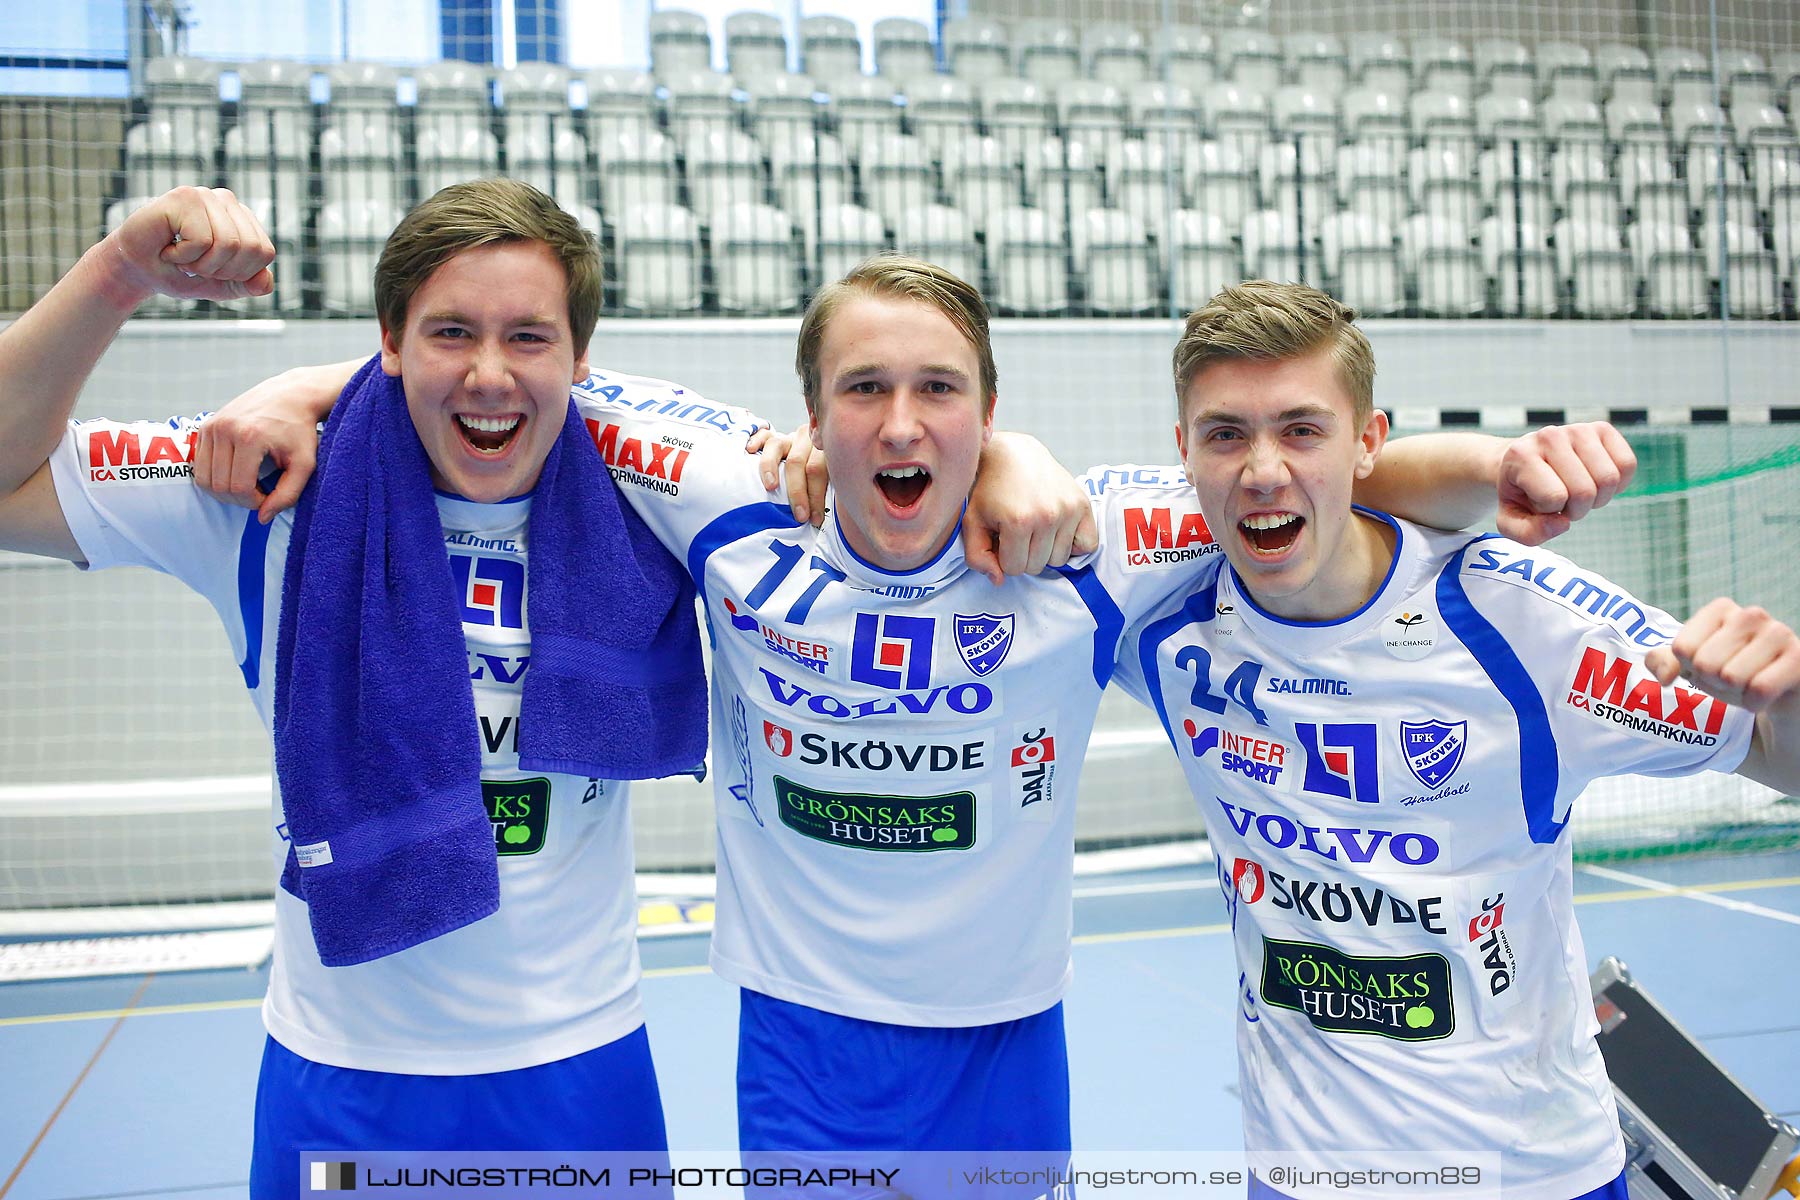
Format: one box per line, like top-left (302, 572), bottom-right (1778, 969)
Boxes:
top-left (273, 356), bottom-right (705, 968)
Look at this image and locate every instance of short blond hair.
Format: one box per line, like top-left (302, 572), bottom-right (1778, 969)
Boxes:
top-left (1173, 281), bottom-right (1375, 424)
top-left (795, 254), bottom-right (997, 415)
top-left (375, 178), bottom-right (602, 355)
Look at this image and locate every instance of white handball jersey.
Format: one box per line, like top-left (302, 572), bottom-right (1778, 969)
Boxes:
top-left (574, 374), bottom-right (1199, 1026)
top-left (49, 415), bottom-right (646, 1075)
top-left (1104, 500), bottom-right (1754, 1200)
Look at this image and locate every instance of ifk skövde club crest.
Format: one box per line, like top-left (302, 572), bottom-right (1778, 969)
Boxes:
top-left (953, 613), bottom-right (1014, 677)
top-left (1399, 719), bottom-right (1468, 791)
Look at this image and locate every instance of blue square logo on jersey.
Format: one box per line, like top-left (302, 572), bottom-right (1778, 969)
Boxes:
top-left (1400, 720), bottom-right (1468, 791)
top-left (952, 612), bottom-right (1014, 677)
top-left (849, 612), bottom-right (935, 690)
top-left (451, 552), bottom-right (525, 629)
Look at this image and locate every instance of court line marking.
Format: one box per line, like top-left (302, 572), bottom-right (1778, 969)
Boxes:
top-left (0, 974), bottom-right (153, 1200)
top-left (1580, 864), bottom-right (1800, 927)
top-left (3, 874), bottom-right (1797, 1028)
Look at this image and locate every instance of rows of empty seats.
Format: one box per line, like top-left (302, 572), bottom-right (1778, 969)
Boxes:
top-left (653, 12), bottom-right (1800, 117)
top-left (115, 28), bottom-right (1800, 318)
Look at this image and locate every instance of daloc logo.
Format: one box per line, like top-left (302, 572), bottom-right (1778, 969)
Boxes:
top-left (953, 613), bottom-right (1014, 677)
top-left (1399, 720), bottom-right (1468, 791)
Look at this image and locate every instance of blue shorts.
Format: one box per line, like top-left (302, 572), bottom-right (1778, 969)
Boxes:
top-left (1248, 1167), bottom-right (1628, 1200)
top-left (735, 989), bottom-right (1072, 1153)
top-left (249, 1026), bottom-right (669, 1200)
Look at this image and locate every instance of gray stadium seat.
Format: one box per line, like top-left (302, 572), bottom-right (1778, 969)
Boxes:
top-left (1185, 139), bottom-right (1256, 232)
top-left (1260, 140), bottom-right (1334, 229)
top-left (981, 78), bottom-right (1055, 168)
top-left (1085, 23), bottom-right (1150, 87)
top-left (1108, 137), bottom-right (1184, 240)
top-left (584, 68), bottom-right (657, 144)
top-left (649, 10), bottom-right (711, 77)
top-left (943, 135), bottom-right (1021, 235)
top-left (1401, 212), bottom-right (1483, 316)
top-left (745, 73), bottom-right (821, 158)
top-left (661, 69), bottom-right (739, 144)
top-left (1341, 87), bottom-right (1408, 139)
top-left (1243, 208), bottom-right (1317, 283)
top-left (944, 18), bottom-right (1009, 81)
top-left (874, 17), bottom-right (935, 81)
top-left (1336, 139), bottom-right (1407, 228)
top-left (895, 204), bottom-right (984, 287)
top-left (1700, 218), bottom-right (1780, 317)
top-left (860, 134), bottom-right (935, 228)
top-left (1025, 136), bottom-right (1103, 235)
top-left (318, 111), bottom-right (404, 212)
top-left (1605, 97), bottom-right (1666, 146)
top-left (1409, 144), bottom-right (1481, 227)
top-left (726, 12), bottom-right (788, 80)
top-left (1480, 215), bottom-right (1557, 316)
top-left (1653, 46), bottom-right (1709, 107)
top-left (1153, 25), bottom-right (1216, 92)
top-left (1167, 210), bottom-right (1242, 309)
top-left (1410, 90), bottom-right (1475, 143)
top-left (713, 203), bottom-right (800, 313)
top-left (989, 207), bottom-right (1070, 313)
top-left (1129, 82), bottom-right (1201, 138)
top-left (595, 127), bottom-right (680, 219)
top-left (618, 203), bottom-right (702, 312)
top-left (1630, 219), bottom-right (1707, 317)
top-left (1476, 93), bottom-right (1538, 143)
top-left (810, 203), bottom-right (888, 285)
top-left (772, 133), bottom-right (852, 246)
top-left (1595, 44), bottom-right (1654, 104)
top-left (905, 76), bottom-right (980, 163)
top-left (828, 75), bottom-right (902, 164)
top-left (1475, 38), bottom-right (1534, 100)
top-left (1554, 217), bottom-right (1634, 317)
top-left (1669, 101), bottom-right (1730, 149)
top-left (684, 128), bottom-right (767, 224)
top-left (1079, 209), bottom-right (1157, 314)
top-left (1348, 32), bottom-right (1410, 96)
top-left (1016, 19), bottom-right (1081, 87)
top-left (1542, 97), bottom-right (1605, 145)
top-left (1272, 86), bottom-right (1339, 142)
top-left (1414, 36), bottom-right (1475, 100)
top-left (1537, 43), bottom-right (1597, 103)
top-left (1202, 81), bottom-right (1271, 160)
top-left (800, 15), bottom-right (862, 83)
top-left (318, 197), bottom-right (403, 314)
top-left (1220, 30), bottom-right (1282, 97)
top-left (1686, 143), bottom-right (1757, 228)
top-left (1734, 103), bottom-right (1792, 147)
top-left (1320, 211), bottom-right (1402, 315)
top-left (1285, 32), bottom-right (1348, 97)
top-left (1056, 80), bottom-right (1128, 167)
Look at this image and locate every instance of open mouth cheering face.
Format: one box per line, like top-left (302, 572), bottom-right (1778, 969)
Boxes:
top-left (382, 239), bottom-right (588, 504)
top-left (1177, 347), bottom-right (1389, 622)
top-left (811, 294), bottom-right (993, 573)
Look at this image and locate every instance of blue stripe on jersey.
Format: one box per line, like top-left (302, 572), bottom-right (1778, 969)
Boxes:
top-left (1437, 536), bottom-right (1564, 843)
top-left (1053, 563), bottom-right (1124, 688)
top-left (1137, 577), bottom-right (1222, 745)
top-left (235, 509), bottom-right (275, 689)
top-left (686, 501), bottom-right (806, 591)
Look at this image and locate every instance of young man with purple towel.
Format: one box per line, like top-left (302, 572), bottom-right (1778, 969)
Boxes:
top-left (0, 181), bottom-right (703, 1197)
